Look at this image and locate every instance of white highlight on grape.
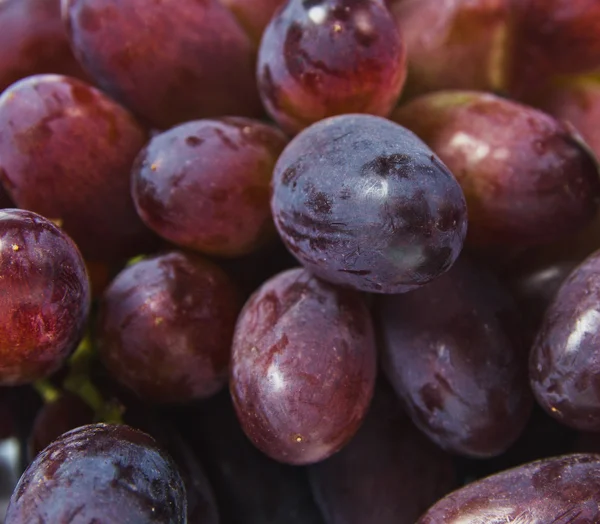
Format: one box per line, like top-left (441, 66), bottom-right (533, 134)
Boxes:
top-left (449, 132), bottom-right (491, 163)
top-left (565, 308), bottom-right (600, 354)
top-left (308, 6), bottom-right (327, 24)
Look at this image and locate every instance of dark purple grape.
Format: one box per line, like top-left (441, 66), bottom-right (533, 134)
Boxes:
top-left (177, 391), bottom-right (325, 524)
top-left (0, 209), bottom-right (90, 385)
top-left (393, 91), bottom-right (600, 250)
top-left (0, 0), bottom-right (88, 94)
top-left (418, 454), bottom-right (600, 523)
top-left (0, 74), bottom-right (158, 264)
top-left (5, 423), bottom-right (187, 523)
top-left (530, 249), bottom-right (600, 431)
top-left (62, 0), bottom-right (262, 128)
top-left (271, 114), bottom-right (467, 294)
top-left (309, 384), bottom-right (456, 524)
top-left (98, 251), bottom-right (241, 404)
top-left (230, 267), bottom-right (377, 465)
top-left (257, 0), bottom-right (407, 133)
top-left (132, 118), bottom-right (288, 257)
top-left (378, 257), bottom-right (532, 458)
top-left (28, 393), bottom-right (93, 459)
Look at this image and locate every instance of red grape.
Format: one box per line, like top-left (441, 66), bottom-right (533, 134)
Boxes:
top-left (98, 251), bottom-right (241, 404)
top-left (0, 74), bottom-right (158, 264)
top-left (62, 0), bottom-right (263, 128)
top-left (393, 91), bottom-right (600, 250)
top-left (378, 257), bottom-right (532, 457)
top-left (271, 114), bottom-right (467, 294)
top-left (132, 118), bottom-right (288, 257)
top-left (257, 0), bottom-right (406, 133)
top-left (0, 0), bottom-right (88, 94)
top-left (0, 209), bottom-right (90, 385)
top-left (230, 268), bottom-right (377, 465)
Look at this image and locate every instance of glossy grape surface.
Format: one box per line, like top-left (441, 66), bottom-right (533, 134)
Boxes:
top-left (271, 114), bottom-right (467, 294)
top-left (62, 0), bottom-right (262, 128)
top-left (309, 384), bottom-right (455, 524)
top-left (0, 74), bottom-right (157, 264)
top-left (98, 251), bottom-right (240, 404)
top-left (0, 0), bottom-right (87, 93)
top-left (378, 257), bottom-right (532, 457)
top-left (6, 423), bottom-right (187, 523)
top-left (393, 91), bottom-right (600, 249)
top-left (0, 209), bottom-right (90, 385)
top-left (530, 250), bottom-right (600, 431)
top-left (230, 268), bottom-right (377, 465)
top-left (257, 0), bottom-right (406, 134)
top-left (132, 118), bottom-right (287, 257)
top-left (418, 454), bottom-right (600, 523)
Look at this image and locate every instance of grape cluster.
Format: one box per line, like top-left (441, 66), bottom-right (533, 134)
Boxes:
top-left (1, 0), bottom-right (600, 522)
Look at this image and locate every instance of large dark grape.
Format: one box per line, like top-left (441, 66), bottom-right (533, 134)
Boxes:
top-left (391, 0), bottom-right (510, 99)
top-left (98, 251), bottom-right (240, 404)
top-left (309, 383), bottom-right (455, 524)
top-left (177, 391), bottom-right (325, 524)
top-left (0, 0), bottom-right (88, 94)
top-left (5, 423), bottom-right (187, 523)
top-left (0, 74), bottom-right (158, 264)
top-left (132, 118), bottom-right (287, 257)
top-left (257, 0), bottom-right (406, 134)
top-left (393, 91), bottom-right (600, 250)
top-left (271, 114), bottom-right (467, 294)
top-left (0, 209), bottom-right (90, 385)
top-left (62, 0), bottom-right (262, 128)
top-left (230, 268), bottom-right (377, 465)
top-left (530, 249), bottom-right (600, 431)
top-left (418, 454), bottom-right (600, 523)
top-left (378, 257), bottom-right (532, 457)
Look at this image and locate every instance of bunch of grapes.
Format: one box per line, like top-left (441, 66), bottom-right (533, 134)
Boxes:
top-left (1, 0), bottom-right (600, 522)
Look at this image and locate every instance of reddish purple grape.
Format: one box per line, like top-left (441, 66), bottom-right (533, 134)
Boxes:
top-left (5, 424), bottom-right (187, 523)
top-left (378, 257), bottom-right (532, 458)
top-left (0, 74), bottom-right (158, 264)
top-left (62, 0), bottom-right (262, 128)
top-left (98, 251), bottom-right (241, 404)
top-left (418, 454), bottom-right (600, 523)
top-left (132, 118), bottom-right (288, 258)
top-left (393, 91), bottom-right (600, 250)
top-left (530, 249), bottom-right (600, 431)
top-left (0, 0), bottom-right (88, 94)
top-left (309, 384), bottom-right (456, 524)
top-left (257, 0), bottom-right (407, 133)
top-left (0, 209), bottom-right (90, 385)
top-left (271, 114), bottom-right (467, 294)
top-left (230, 268), bottom-right (377, 465)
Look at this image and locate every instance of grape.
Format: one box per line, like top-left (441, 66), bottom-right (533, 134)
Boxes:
top-left (221, 0), bottom-right (285, 45)
top-left (0, 0), bottom-right (88, 94)
top-left (391, 0), bottom-right (510, 98)
top-left (132, 118), bottom-right (288, 258)
top-left (230, 267), bottom-right (377, 465)
top-left (62, 0), bottom-right (262, 128)
top-left (510, 0), bottom-right (600, 101)
top-left (0, 209), bottom-right (90, 385)
top-left (309, 384), bottom-right (456, 524)
top-left (378, 257), bottom-right (532, 458)
top-left (257, 0), bottom-right (407, 133)
top-left (0, 74), bottom-right (158, 264)
top-left (98, 251), bottom-right (241, 404)
top-left (530, 249), bottom-right (600, 431)
top-left (5, 423), bottom-right (187, 523)
top-left (181, 391), bottom-right (325, 524)
top-left (28, 393), bottom-right (93, 459)
top-left (271, 114), bottom-right (467, 294)
top-left (393, 91), bottom-right (600, 250)
top-left (418, 454), bottom-right (600, 523)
